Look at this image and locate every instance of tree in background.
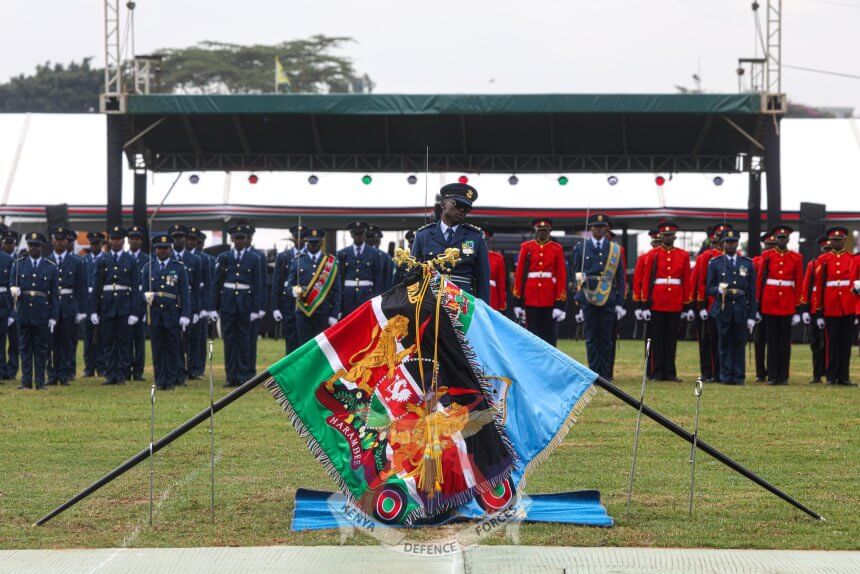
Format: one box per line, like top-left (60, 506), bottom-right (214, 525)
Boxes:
top-left (0, 36), bottom-right (373, 112)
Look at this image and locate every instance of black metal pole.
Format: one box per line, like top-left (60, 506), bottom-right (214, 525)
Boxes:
top-left (35, 370), bottom-right (272, 526)
top-left (764, 118), bottom-right (782, 231)
top-left (594, 376), bottom-right (823, 520)
top-left (106, 116), bottom-right (124, 229)
top-left (748, 167), bottom-right (762, 258)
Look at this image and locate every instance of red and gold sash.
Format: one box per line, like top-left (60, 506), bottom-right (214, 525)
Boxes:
top-left (297, 254), bottom-right (338, 317)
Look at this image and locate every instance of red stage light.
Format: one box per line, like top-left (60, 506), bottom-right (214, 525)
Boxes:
top-left (458, 175), bottom-right (469, 184)
top-left (655, 175), bottom-right (666, 187)
top-left (248, 174), bottom-right (259, 184)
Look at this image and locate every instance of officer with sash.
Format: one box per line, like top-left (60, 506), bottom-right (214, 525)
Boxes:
top-left (82, 231), bottom-right (105, 378)
top-left (272, 224), bottom-right (306, 355)
top-left (569, 214), bottom-right (626, 379)
top-left (411, 183), bottom-right (490, 302)
top-left (2, 230), bottom-right (20, 380)
top-left (366, 224), bottom-right (393, 292)
top-left (513, 218), bottom-right (567, 346)
top-left (337, 221), bottom-right (384, 317)
top-left (90, 226), bottom-right (141, 386)
top-left (212, 224), bottom-right (264, 387)
top-left (287, 229), bottom-right (342, 346)
top-left (126, 225), bottom-right (148, 381)
top-left (142, 234), bottom-right (191, 390)
top-left (167, 224), bottom-right (203, 384)
top-left (46, 226), bottom-right (87, 386)
top-left (11, 232), bottom-right (59, 390)
top-left (706, 228), bottom-right (757, 385)
top-left (0, 233), bottom-right (14, 382)
top-left (186, 226), bottom-right (212, 378)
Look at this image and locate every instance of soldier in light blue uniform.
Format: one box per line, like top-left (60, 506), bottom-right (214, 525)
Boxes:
top-left (126, 225), bottom-right (148, 381)
top-left (90, 226), bottom-right (141, 386)
top-left (46, 226), bottom-right (87, 386)
top-left (2, 230), bottom-right (20, 380)
top-left (337, 221), bottom-right (384, 317)
top-left (186, 227), bottom-right (212, 378)
top-left (167, 224), bottom-right (203, 385)
top-left (411, 183), bottom-right (490, 302)
top-left (11, 232), bottom-right (59, 390)
top-left (212, 225), bottom-right (264, 387)
top-left (271, 224), bottom-right (306, 355)
top-left (82, 231), bottom-right (105, 377)
top-left (286, 229), bottom-right (342, 346)
top-left (366, 225), bottom-right (394, 293)
top-left (706, 228), bottom-right (757, 385)
top-left (0, 233), bottom-right (14, 383)
top-left (141, 234), bottom-right (192, 390)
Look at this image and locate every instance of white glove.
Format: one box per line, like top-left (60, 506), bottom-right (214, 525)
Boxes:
top-left (250, 312), bottom-right (259, 321)
top-left (128, 315), bottom-right (139, 326)
top-left (199, 309), bottom-right (209, 319)
top-left (48, 319), bottom-right (56, 333)
top-left (192, 313), bottom-right (199, 324)
top-left (686, 309), bottom-right (695, 322)
top-left (615, 305), bottom-right (627, 321)
top-left (291, 285), bottom-right (303, 298)
top-left (755, 311), bottom-right (762, 324)
top-left (209, 311), bottom-right (219, 322)
top-left (7, 317), bottom-right (13, 327)
top-left (717, 284), bottom-right (727, 295)
top-left (634, 308), bottom-right (643, 321)
top-left (328, 316), bottom-right (338, 327)
top-left (791, 314), bottom-right (801, 327)
top-left (179, 316), bottom-right (190, 330)
top-left (75, 313), bottom-right (87, 324)
top-left (699, 309), bottom-right (709, 321)
top-left (10, 286), bottom-right (20, 298)
top-left (90, 313), bottom-right (99, 326)
top-left (552, 308), bottom-right (566, 322)
top-left (816, 318), bottom-right (825, 330)
top-left (144, 291), bottom-right (155, 305)
top-left (747, 319), bottom-right (755, 333)
top-left (513, 307), bottom-right (525, 320)
top-left (574, 310), bottom-right (584, 323)
top-left (802, 312), bottom-right (811, 325)
top-left (642, 309), bottom-right (652, 322)
top-left (257, 310), bottom-right (266, 318)
top-left (272, 309), bottom-right (283, 322)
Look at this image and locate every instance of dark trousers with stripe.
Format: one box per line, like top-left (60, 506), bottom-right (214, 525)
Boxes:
top-left (754, 322), bottom-right (767, 380)
top-left (150, 323), bottom-right (180, 389)
top-left (4, 320), bottom-right (18, 379)
top-left (810, 323), bottom-right (826, 381)
top-left (764, 314), bottom-right (792, 383)
top-left (696, 315), bottom-right (719, 380)
top-left (583, 303), bottom-right (615, 380)
top-left (526, 306), bottom-right (557, 347)
top-left (49, 315), bottom-right (76, 383)
top-left (650, 311), bottom-right (680, 380)
top-left (221, 312), bottom-right (251, 385)
top-left (717, 317), bottom-right (747, 383)
top-left (189, 319), bottom-right (206, 377)
top-left (99, 316), bottom-right (131, 383)
top-left (824, 315), bottom-right (855, 383)
top-left (19, 322), bottom-right (49, 387)
top-left (83, 321), bottom-right (104, 376)
top-left (130, 321), bottom-right (145, 378)
top-left (0, 316), bottom-right (9, 379)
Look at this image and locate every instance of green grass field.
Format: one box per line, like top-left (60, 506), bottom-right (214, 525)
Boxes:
top-left (0, 339), bottom-right (857, 550)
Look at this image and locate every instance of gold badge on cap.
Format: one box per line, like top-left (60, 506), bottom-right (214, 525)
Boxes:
top-left (466, 190), bottom-right (474, 199)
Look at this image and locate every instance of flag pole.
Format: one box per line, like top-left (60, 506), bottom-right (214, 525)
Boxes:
top-left (274, 56), bottom-right (278, 94)
top-left (594, 375), bottom-right (823, 521)
top-left (34, 371), bottom-right (272, 526)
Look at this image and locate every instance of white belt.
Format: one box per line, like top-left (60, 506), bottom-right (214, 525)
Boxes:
top-left (489, 280), bottom-right (497, 287)
top-left (654, 278), bottom-right (682, 285)
top-left (825, 280), bottom-right (850, 287)
top-left (103, 284), bottom-right (130, 292)
top-left (765, 279), bottom-right (795, 287)
top-left (0, 287), bottom-right (6, 293)
top-left (224, 282), bottom-right (251, 290)
top-left (527, 272), bottom-right (553, 278)
top-left (344, 280), bottom-right (374, 287)
top-left (60, 288), bottom-right (75, 295)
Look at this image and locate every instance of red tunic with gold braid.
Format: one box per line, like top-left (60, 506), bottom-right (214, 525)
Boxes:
top-left (512, 239), bottom-right (567, 308)
top-left (631, 248), bottom-right (655, 306)
top-left (811, 250), bottom-right (859, 317)
top-left (488, 250), bottom-right (507, 311)
top-left (692, 247), bottom-right (721, 311)
top-left (757, 248), bottom-right (804, 316)
top-left (641, 246), bottom-right (692, 312)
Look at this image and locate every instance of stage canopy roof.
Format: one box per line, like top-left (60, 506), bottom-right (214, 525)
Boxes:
top-left (123, 93), bottom-right (768, 174)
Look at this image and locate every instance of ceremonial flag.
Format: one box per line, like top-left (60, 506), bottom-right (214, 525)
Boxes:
top-left (275, 57), bottom-right (292, 92)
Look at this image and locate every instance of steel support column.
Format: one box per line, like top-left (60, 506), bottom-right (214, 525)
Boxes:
top-left (763, 120), bottom-right (781, 230)
top-left (748, 165), bottom-right (762, 257)
top-left (133, 171), bottom-right (147, 242)
top-left (107, 115), bottom-right (124, 228)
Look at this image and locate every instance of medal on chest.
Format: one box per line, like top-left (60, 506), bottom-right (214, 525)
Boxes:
top-left (461, 240), bottom-right (474, 256)
top-left (739, 266), bottom-right (747, 277)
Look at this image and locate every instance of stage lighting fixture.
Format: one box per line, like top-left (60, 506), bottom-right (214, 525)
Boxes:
top-left (407, 175), bottom-right (418, 185)
top-left (713, 176), bottom-right (724, 186)
top-left (557, 176), bottom-right (569, 186)
top-left (248, 174), bottom-right (259, 184)
top-left (362, 175), bottom-right (373, 185)
top-left (308, 175), bottom-right (319, 185)
top-left (655, 175), bottom-right (666, 187)
top-left (508, 175), bottom-right (519, 186)
top-left (458, 175), bottom-right (469, 184)
top-left (188, 174), bottom-right (200, 184)
top-left (607, 175), bottom-right (619, 186)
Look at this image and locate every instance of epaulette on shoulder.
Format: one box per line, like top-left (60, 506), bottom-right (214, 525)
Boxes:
top-left (46, 259), bottom-right (57, 265)
top-left (174, 259), bottom-right (186, 266)
top-left (739, 255), bottom-right (753, 262)
top-left (463, 222), bottom-right (483, 233)
top-left (415, 222), bottom-right (435, 233)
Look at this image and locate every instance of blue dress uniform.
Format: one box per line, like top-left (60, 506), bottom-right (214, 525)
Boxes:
top-left (2, 231), bottom-right (20, 380)
top-left (272, 244), bottom-right (302, 355)
top-left (214, 225), bottom-right (264, 387)
top-left (248, 233), bottom-right (268, 370)
top-left (569, 215), bottom-right (626, 380)
top-left (127, 226), bottom-right (148, 381)
top-left (82, 232), bottom-right (106, 377)
top-left (46, 227), bottom-right (87, 385)
top-left (337, 221), bottom-right (385, 317)
top-left (142, 236), bottom-right (192, 390)
top-left (0, 248), bottom-right (13, 381)
top-left (286, 229), bottom-right (342, 346)
top-left (11, 233), bottom-right (59, 390)
top-left (411, 183), bottom-right (490, 302)
top-left (706, 229), bottom-right (757, 385)
top-left (188, 226), bottom-right (213, 378)
top-left (168, 224), bottom-right (204, 384)
top-left (366, 225), bottom-right (394, 292)
top-left (91, 226), bottom-right (142, 385)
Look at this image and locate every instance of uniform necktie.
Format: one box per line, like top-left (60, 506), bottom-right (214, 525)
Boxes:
top-left (58, 255), bottom-right (63, 266)
top-left (445, 228), bottom-right (454, 245)
top-left (355, 246), bottom-right (361, 258)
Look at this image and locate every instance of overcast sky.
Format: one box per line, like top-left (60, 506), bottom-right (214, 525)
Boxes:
top-left (1, 0), bottom-right (858, 110)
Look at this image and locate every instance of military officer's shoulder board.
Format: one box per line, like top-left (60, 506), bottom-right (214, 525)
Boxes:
top-left (462, 222), bottom-right (483, 233)
top-left (415, 222), bottom-right (435, 233)
top-left (46, 259), bottom-right (56, 265)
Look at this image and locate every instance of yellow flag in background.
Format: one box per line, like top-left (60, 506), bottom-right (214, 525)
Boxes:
top-left (275, 57), bottom-right (292, 92)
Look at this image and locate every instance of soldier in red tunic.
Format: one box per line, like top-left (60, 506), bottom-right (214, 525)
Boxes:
top-left (800, 236), bottom-right (832, 383)
top-left (484, 228), bottom-right (508, 313)
top-left (811, 226), bottom-right (859, 386)
top-left (752, 232), bottom-right (777, 381)
top-left (632, 228), bottom-right (660, 317)
top-left (756, 226), bottom-right (803, 385)
top-left (640, 221), bottom-right (694, 381)
top-left (513, 219), bottom-right (567, 346)
top-left (691, 223), bottom-right (733, 382)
